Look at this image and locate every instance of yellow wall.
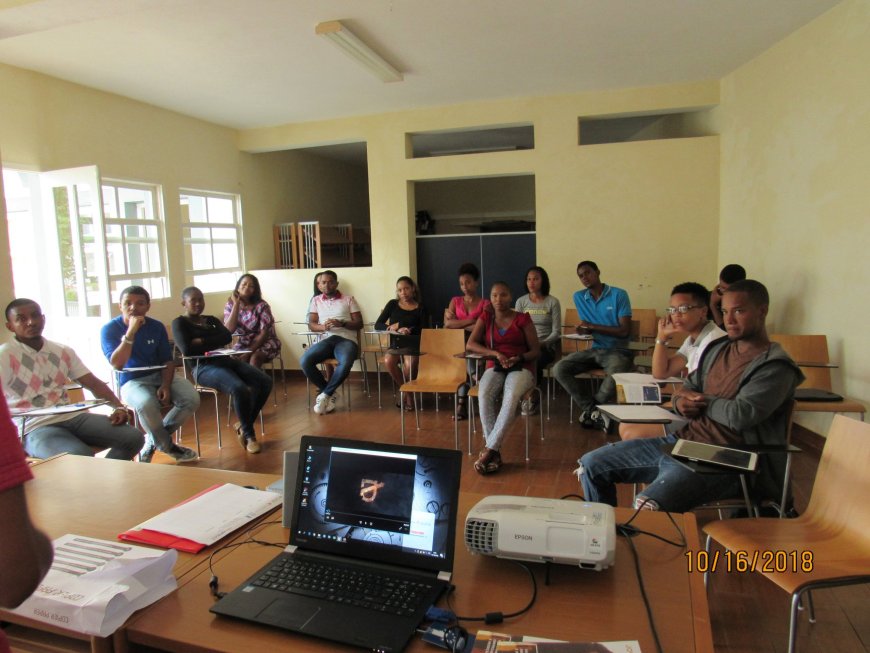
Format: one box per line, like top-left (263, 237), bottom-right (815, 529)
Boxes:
top-left (0, 63), bottom-right (721, 376)
top-left (241, 82), bottom-right (721, 366)
top-left (718, 0), bottom-right (869, 432)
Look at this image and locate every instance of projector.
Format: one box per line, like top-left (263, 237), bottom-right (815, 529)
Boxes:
top-left (464, 495), bottom-right (615, 570)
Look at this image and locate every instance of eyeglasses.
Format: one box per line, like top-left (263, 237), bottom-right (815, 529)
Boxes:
top-left (665, 304), bottom-right (704, 315)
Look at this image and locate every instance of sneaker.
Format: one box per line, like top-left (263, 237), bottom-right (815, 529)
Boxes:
top-left (526, 399), bottom-right (540, 416)
top-left (590, 409), bottom-right (608, 432)
top-left (520, 399), bottom-right (531, 416)
top-left (313, 392), bottom-right (329, 415)
top-left (138, 445), bottom-right (155, 464)
top-left (246, 438), bottom-right (261, 454)
top-left (579, 409), bottom-right (596, 429)
top-left (166, 444), bottom-right (198, 463)
top-left (322, 394), bottom-right (337, 414)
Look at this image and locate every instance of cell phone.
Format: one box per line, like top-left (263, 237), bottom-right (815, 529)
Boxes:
top-left (670, 439), bottom-right (758, 472)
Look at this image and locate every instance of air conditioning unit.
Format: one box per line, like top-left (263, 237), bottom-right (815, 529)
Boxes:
top-left (464, 495), bottom-right (615, 570)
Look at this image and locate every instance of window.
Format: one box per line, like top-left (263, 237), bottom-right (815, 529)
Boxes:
top-left (180, 190), bottom-right (244, 292)
top-left (101, 180), bottom-right (168, 300)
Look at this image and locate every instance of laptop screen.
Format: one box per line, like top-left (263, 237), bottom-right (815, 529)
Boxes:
top-left (290, 436), bottom-right (462, 574)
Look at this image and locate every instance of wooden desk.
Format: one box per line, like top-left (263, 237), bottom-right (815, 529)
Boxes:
top-left (122, 496), bottom-right (713, 653)
top-left (2, 456), bottom-right (280, 653)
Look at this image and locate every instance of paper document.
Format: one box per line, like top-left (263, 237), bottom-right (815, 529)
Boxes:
top-left (11, 534), bottom-right (177, 637)
top-left (597, 404), bottom-right (676, 423)
top-left (612, 372), bottom-right (683, 385)
top-left (562, 333), bottom-right (593, 340)
top-left (132, 483), bottom-right (281, 545)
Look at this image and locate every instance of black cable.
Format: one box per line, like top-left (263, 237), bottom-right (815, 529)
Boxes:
top-left (207, 519), bottom-right (284, 599)
top-left (447, 560), bottom-right (537, 624)
top-left (622, 531), bottom-right (664, 653)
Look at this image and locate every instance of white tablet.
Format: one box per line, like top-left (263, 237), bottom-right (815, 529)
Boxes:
top-left (670, 439), bottom-right (758, 473)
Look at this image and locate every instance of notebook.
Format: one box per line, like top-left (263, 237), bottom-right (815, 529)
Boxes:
top-left (211, 436), bottom-right (462, 652)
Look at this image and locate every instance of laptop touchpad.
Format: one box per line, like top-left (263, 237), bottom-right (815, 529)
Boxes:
top-left (258, 598), bottom-right (321, 630)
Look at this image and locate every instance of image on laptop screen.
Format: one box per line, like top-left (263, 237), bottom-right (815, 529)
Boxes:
top-left (292, 438), bottom-right (459, 568)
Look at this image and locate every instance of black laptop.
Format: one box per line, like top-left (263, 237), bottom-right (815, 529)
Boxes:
top-left (211, 436), bottom-right (462, 652)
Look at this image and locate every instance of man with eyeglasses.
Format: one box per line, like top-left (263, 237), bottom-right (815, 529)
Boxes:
top-left (553, 261), bottom-right (634, 429)
top-left (619, 282), bottom-right (724, 440)
top-left (710, 264), bottom-right (746, 328)
top-left (577, 280), bottom-right (803, 514)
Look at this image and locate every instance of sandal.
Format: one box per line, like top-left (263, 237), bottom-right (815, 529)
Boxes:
top-left (473, 449), bottom-right (502, 475)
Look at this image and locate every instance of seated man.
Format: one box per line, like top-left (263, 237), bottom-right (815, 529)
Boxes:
top-left (553, 261), bottom-right (634, 428)
top-left (578, 280), bottom-right (803, 513)
top-left (101, 286), bottom-right (199, 463)
top-left (709, 263), bottom-right (746, 328)
top-left (620, 282), bottom-right (725, 440)
top-left (2, 299), bottom-right (143, 460)
top-left (301, 270), bottom-right (363, 415)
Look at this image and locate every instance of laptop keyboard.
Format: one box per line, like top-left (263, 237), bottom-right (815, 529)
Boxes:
top-left (251, 557), bottom-right (434, 616)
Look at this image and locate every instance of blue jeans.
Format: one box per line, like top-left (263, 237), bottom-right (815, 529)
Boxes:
top-left (553, 348), bottom-right (634, 412)
top-left (478, 368), bottom-right (535, 451)
top-left (195, 358), bottom-right (272, 440)
top-left (579, 435), bottom-right (740, 512)
top-left (300, 335), bottom-right (359, 397)
top-left (120, 372), bottom-right (201, 451)
top-left (24, 413), bottom-right (144, 460)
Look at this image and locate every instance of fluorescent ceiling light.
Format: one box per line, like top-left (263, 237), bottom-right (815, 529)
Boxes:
top-left (316, 20), bottom-right (403, 83)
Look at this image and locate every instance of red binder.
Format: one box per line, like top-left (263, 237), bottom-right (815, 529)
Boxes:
top-left (118, 484), bottom-right (223, 553)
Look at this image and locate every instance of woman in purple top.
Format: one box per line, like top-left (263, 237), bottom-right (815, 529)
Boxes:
top-left (223, 274), bottom-right (281, 368)
top-left (444, 262), bottom-right (491, 420)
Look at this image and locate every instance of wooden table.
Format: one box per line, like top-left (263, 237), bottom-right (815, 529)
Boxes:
top-left (121, 495), bottom-right (713, 653)
top-left (2, 455), bottom-right (280, 653)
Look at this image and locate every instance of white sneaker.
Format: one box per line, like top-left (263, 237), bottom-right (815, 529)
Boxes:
top-left (323, 394), bottom-right (337, 414)
top-left (313, 392), bottom-right (329, 415)
top-left (520, 399), bottom-right (531, 416)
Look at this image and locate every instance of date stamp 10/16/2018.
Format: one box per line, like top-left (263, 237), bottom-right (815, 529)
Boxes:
top-left (686, 549), bottom-right (814, 574)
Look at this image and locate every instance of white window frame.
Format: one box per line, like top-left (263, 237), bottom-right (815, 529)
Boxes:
top-left (101, 178), bottom-right (169, 299)
top-left (179, 188), bottom-right (244, 290)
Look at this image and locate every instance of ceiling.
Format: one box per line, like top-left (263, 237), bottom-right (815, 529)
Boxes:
top-left (0, 0), bottom-right (842, 132)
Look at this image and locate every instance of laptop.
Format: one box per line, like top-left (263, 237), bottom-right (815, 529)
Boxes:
top-left (211, 436), bottom-right (462, 652)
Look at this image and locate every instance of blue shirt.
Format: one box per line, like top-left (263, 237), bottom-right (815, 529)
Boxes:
top-left (572, 284), bottom-right (632, 350)
top-left (100, 315), bottom-right (173, 387)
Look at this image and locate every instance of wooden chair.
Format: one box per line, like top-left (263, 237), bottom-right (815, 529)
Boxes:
top-left (399, 329), bottom-right (467, 449)
top-left (704, 415), bottom-right (870, 653)
top-left (769, 334), bottom-right (865, 420)
top-left (630, 308), bottom-right (658, 342)
top-left (467, 384), bottom-right (544, 458)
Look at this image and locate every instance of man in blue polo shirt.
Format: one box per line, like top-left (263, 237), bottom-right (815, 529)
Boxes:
top-left (101, 286), bottom-right (199, 463)
top-left (554, 261), bottom-right (634, 428)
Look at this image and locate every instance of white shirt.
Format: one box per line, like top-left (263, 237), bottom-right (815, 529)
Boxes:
top-left (308, 292), bottom-right (361, 342)
top-left (677, 321), bottom-right (727, 373)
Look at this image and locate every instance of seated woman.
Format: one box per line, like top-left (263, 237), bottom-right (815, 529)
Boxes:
top-left (444, 262), bottom-right (491, 419)
top-left (374, 276), bottom-right (429, 411)
top-left (223, 273), bottom-right (281, 369)
top-left (514, 266), bottom-right (562, 415)
top-left (173, 287), bottom-right (273, 454)
top-left (466, 282), bottom-right (540, 474)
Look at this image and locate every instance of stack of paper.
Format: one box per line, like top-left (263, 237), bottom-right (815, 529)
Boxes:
top-left (119, 483), bottom-right (282, 553)
top-left (11, 535), bottom-right (178, 637)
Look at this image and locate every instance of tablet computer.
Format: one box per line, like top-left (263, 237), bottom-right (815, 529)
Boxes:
top-left (670, 439), bottom-right (758, 473)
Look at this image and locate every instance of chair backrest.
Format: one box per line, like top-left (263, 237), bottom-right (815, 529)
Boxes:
top-left (769, 334), bottom-right (832, 391)
top-left (803, 415), bottom-right (870, 538)
top-left (416, 329), bottom-right (468, 386)
top-left (631, 308), bottom-right (658, 341)
top-left (563, 308), bottom-right (580, 332)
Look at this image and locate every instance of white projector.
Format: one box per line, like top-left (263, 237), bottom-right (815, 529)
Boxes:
top-left (464, 495), bottom-right (616, 570)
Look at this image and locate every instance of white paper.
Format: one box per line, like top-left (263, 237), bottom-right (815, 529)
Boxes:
top-left (596, 404), bottom-right (677, 422)
top-left (11, 535), bottom-right (177, 637)
top-left (612, 372), bottom-right (684, 385)
top-left (132, 483), bottom-right (281, 545)
top-left (562, 333), bottom-right (593, 340)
